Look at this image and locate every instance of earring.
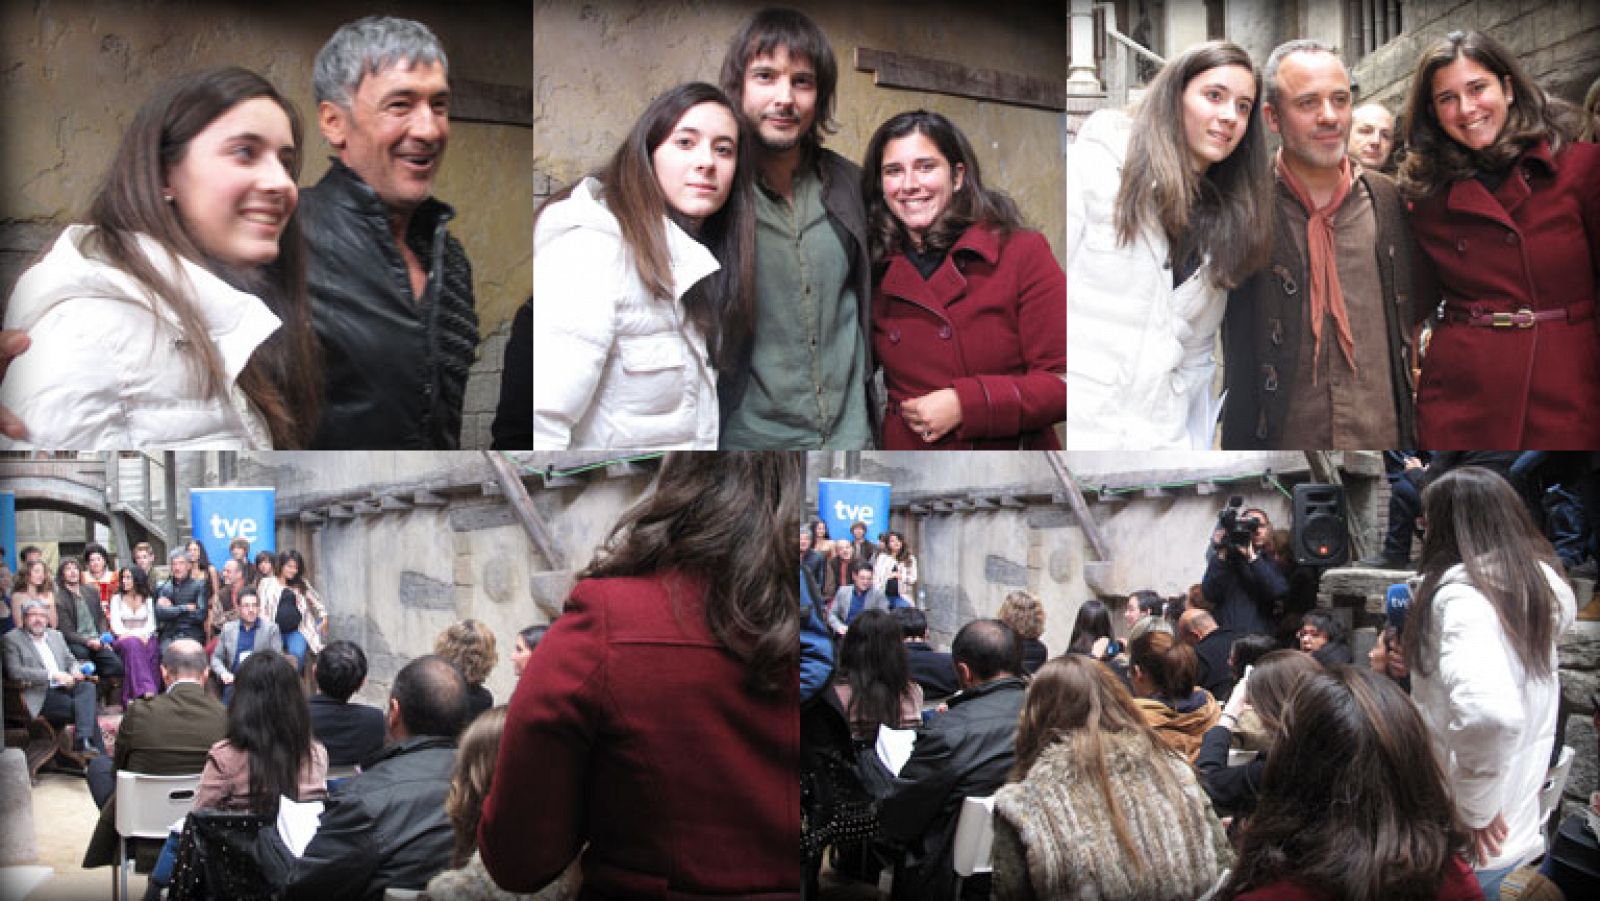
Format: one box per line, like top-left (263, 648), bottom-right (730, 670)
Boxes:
top-left (163, 193), bottom-right (175, 204)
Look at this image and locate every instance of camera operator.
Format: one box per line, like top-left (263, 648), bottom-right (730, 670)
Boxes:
top-left (1201, 501), bottom-right (1288, 637)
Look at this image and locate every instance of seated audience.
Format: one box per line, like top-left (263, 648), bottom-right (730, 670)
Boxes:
top-left (2, 599), bottom-right (103, 758)
top-left (895, 606), bottom-right (959, 699)
top-left (479, 453), bottom-right (799, 898)
top-left (426, 705), bottom-right (579, 900)
top-left (1129, 629), bottom-right (1219, 762)
top-left (196, 651), bottom-right (328, 810)
top-left (55, 556), bottom-right (123, 679)
top-left (993, 655), bottom-right (1233, 900)
top-left (82, 639), bottom-right (226, 869)
top-left (209, 589), bottom-right (283, 704)
top-left (1178, 607), bottom-right (1237, 702)
top-left (287, 655), bottom-right (469, 900)
top-left (109, 566), bottom-right (162, 704)
top-left (874, 619), bottom-right (1027, 901)
top-left (1220, 667), bottom-right (1479, 899)
top-left (831, 609), bottom-right (922, 741)
top-left (310, 640), bottom-right (387, 768)
top-left (510, 624), bottom-right (549, 678)
top-left (1195, 649), bottom-right (1321, 819)
top-left (999, 589), bottom-right (1049, 674)
top-left (1297, 610), bottom-right (1353, 666)
top-left (435, 619), bottom-right (498, 725)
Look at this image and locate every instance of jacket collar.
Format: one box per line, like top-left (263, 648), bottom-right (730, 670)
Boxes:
top-left (366, 734), bottom-right (455, 768)
top-left (1443, 139), bottom-right (1554, 223)
top-left (948, 673), bottom-right (1026, 708)
top-left (317, 159), bottom-right (455, 237)
top-left (878, 223), bottom-right (1001, 309)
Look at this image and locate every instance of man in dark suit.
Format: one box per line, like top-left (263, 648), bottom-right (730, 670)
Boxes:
top-left (893, 607), bottom-right (958, 699)
top-left (309, 640), bottom-right (387, 767)
top-left (1178, 608), bottom-right (1237, 703)
top-left (82, 639), bottom-right (227, 869)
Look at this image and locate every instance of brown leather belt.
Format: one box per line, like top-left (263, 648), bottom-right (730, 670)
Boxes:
top-left (1440, 299), bottom-right (1594, 329)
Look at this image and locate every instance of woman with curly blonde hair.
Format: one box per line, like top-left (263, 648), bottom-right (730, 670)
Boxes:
top-left (435, 619), bottom-right (499, 725)
top-left (998, 589), bottom-right (1048, 674)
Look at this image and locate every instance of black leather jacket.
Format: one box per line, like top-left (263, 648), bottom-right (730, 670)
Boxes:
top-left (873, 675), bottom-right (1026, 901)
top-left (155, 575), bottom-right (209, 643)
top-left (286, 735), bottom-right (456, 900)
top-left (300, 161), bottom-right (479, 449)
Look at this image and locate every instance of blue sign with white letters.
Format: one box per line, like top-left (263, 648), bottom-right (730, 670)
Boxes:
top-left (0, 491), bottom-right (15, 574)
top-left (189, 488), bottom-right (275, 568)
top-left (816, 479), bottom-right (892, 545)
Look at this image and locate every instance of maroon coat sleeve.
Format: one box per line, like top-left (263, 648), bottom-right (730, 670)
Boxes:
top-left (477, 582), bottom-right (603, 891)
top-left (950, 231), bottom-right (1066, 439)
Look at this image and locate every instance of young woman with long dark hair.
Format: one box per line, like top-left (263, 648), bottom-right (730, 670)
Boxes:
top-left (993, 655), bottom-right (1232, 900)
top-left (1068, 40), bottom-right (1274, 449)
top-left (830, 608), bottom-right (921, 741)
top-left (1221, 667), bottom-right (1479, 900)
top-left (1398, 30), bottom-right (1600, 448)
top-left (265, 549), bottom-right (326, 673)
top-left (193, 650), bottom-right (327, 813)
top-left (533, 81), bottom-right (756, 450)
top-left (0, 67), bottom-right (320, 449)
top-left (480, 452), bottom-right (799, 897)
top-left (1066, 598), bottom-right (1116, 659)
top-left (109, 567), bottom-right (162, 703)
top-left (1128, 628), bottom-right (1220, 762)
top-left (861, 110), bottom-right (1065, 449)
top-left (870, 529), bottom-right (917, 605)
top-left (1195, 648), bottom-right (1322, 819)
top-left (1402, 466), bottom-right (1575, 896)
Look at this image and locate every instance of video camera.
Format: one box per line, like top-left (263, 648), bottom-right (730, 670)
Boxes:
top-left (1216, 495), bottom-right (1262, 550)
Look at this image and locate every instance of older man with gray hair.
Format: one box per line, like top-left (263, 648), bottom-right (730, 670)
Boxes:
top-left (1221, 39), bottom-right (1425, 450)
top-left (2, 598), bottom-right (103, 757)
top-left (300, 15), bottom-right (479, 449)
top-left (155, 549), bottom-right (207, 646)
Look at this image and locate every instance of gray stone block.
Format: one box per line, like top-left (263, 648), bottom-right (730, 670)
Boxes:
top-left (0, 749), bottom-right (36, 865)
top-left (984, 555), bottom-right (1030, 587)
top-left (398, 570), bottom-right (456, 610)
top-left (448, 503), bottom-right (518, 532)
top-left (529, 570), bottom-right (576, 621)
top-left (1024, 507), bottom-right (1074, 529)
top-left (1561, 622), bottom-right (1600, 670)
top-left (1563, 710), bottom-right (1596, 805)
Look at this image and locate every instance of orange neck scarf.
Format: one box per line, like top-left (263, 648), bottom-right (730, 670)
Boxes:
top-left (1276, 150), bottom-right (1356, 381)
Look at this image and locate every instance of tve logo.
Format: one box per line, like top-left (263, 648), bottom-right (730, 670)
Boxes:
top-left (816, 479), bottom-right (892, 543)
top-left (190, 488), bottom-right (276, 564)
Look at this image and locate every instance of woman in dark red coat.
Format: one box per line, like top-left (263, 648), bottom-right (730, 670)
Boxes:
top-left (1399, 29), bottom-right (1600, 449)
top-left (477, 453), bottom-right (800, 899)
top-left (862, 110), bottom-right (1066, 450)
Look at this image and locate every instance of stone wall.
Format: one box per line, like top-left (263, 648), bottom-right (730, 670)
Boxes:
top-left (0, 1), bottom-right (533, 448)
top-left (532, 0), bottom-right (1066, 264)
top-left (1351, 0), bottom-right (1600, 111)
top-left (240, 451), bottom-right (654, 708)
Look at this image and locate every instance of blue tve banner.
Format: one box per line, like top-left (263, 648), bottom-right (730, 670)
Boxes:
top-left (0, 491), bottom-right (15, 574)
top-left (189, 487), bottom-right (276, 567)
top-left (816, 479), bottom-right (892, 545)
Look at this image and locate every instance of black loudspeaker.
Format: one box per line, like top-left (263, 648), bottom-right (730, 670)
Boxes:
top-left (1293, 483), bottom-right (1349, 566)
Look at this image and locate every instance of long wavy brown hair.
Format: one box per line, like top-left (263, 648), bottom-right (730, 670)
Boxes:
top-left (1115, 40), bottom-right (1273, 289)
top-left (1397, 29), bottom-right (1570, 200)
top-left (88, 66), bottom-right (321, 447)
top-left (1222, 667), bottom-right (1471, 900)
top-left (579, 451), bottom-right (800, 695)
top-left (1008, 655), bottom-right (1189, 878)
top-left (1403, 466), bottom-right (1562, 681)
top-left (445, 705), bottom-right (507, 868)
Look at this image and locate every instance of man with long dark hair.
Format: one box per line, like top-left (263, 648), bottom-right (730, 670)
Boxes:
top-left (717, 7), bottom-right (875, 449)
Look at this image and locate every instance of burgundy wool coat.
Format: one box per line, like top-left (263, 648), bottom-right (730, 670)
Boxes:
top-left (477, 572), bottom-right (800, 900)
top-left (873, 224), bottom-right (1065, 449)
top-left (1409, 140), bottom-right (1600, 449)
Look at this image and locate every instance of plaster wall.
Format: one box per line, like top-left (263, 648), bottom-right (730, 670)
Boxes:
top-left (532, 0), bottom-right (1066, 263)
top-left (0, 1), bottom-right (532, 446)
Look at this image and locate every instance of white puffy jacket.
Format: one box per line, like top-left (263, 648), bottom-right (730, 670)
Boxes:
top-left (1411, 560), bottom-right (1575, 871)
top-left (1066, 109), bottom-right (1227, 450)
top-left (0, 225), bottom-right (278, 449)
top-left (532, 178), bottom-right (720, 450)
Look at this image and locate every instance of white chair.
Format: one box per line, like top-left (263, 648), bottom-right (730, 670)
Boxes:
top-left (1540, 744), bottom-right (1576, 844)
top-left (952, 794), bottom-right (996, 880)
top-left (113, 771), bottom-right (203, 901)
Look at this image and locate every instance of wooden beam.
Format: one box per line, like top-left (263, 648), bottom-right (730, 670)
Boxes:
top-left (378, 495), bottom-right (411, 511)
top-left (326, 505), bottom-right (353, 520)
top-left (410, 490), bottom-right (448, 507)
top-left (854, 47), bottom-right (1066, 111)
top-left (1046, 452), bottom-right (1112, 562)
top-left (485, 452), bottom-right (565, 570)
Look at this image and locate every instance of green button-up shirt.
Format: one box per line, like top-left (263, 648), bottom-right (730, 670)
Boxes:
top-left (721, 169), bottom-right (871, 449)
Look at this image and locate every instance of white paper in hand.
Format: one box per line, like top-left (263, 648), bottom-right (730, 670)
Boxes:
top-left (876, 726), bottom-right (916, 776)
top-left (277, 795), bottom-right (325, 858)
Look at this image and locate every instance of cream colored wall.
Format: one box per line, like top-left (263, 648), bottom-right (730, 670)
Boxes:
top-left (0, 0), bottom-right (531, 337)
top-left (533, 0), bottom-right (1065, 260)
